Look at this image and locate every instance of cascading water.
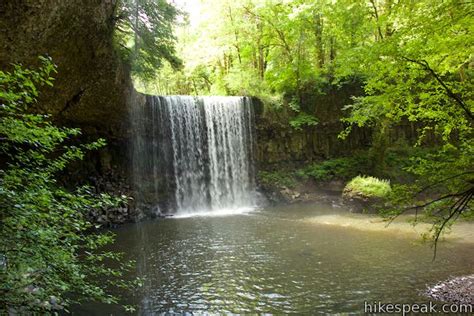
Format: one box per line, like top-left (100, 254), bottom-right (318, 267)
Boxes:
top-left (130, 95), bottom-right (257, 215)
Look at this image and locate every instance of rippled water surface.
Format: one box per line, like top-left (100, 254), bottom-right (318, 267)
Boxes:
top-left (76, 203), bottom-right (474, 315)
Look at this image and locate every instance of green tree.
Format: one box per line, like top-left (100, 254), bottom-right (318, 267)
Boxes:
top-left (114, 0), bottom-right (183, 80)
top-left (0, 58), bottom-right (137, 313)
top-left (336, 0), bottom-right (473, 248)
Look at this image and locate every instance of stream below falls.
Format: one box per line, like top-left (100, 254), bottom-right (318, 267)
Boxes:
top-left (76, 202), bottom-right (474, 315)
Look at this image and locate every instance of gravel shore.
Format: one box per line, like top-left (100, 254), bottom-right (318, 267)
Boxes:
top-left (425, 275), bottom-right (474, 305)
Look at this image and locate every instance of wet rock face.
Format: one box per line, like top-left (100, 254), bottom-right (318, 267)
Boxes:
top-left (0, 0), bottom-right (131, 138)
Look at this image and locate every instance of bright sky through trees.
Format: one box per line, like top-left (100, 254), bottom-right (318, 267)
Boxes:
top-left (173, 0), bottom-right (203, 26)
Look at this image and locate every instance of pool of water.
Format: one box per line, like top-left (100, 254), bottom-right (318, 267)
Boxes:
top-left (75, 202), bottom-right (474, 315)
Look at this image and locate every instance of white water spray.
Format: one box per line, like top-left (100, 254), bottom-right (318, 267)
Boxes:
top-left (131, 95), bottom-right (257, 215)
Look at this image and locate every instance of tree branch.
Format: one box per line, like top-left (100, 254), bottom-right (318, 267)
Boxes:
top-left (369, 0), bottom-right (384, 40)
top-left (417, 171), bottom-right (474, 194)
top-left (401, 56), bottom-right (474, 120)
top-left (432, 188), bottom-right (472, 260)
top-left (411, 189), bottom-right (470, 210)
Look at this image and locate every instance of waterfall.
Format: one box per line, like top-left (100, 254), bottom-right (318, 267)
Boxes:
top-left (130, 95), bottom-right (257, 215)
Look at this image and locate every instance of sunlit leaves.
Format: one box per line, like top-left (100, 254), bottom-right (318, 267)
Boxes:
top-left (339, 0), bottom-right (472, 141)
top-left (0, 59), bottom-right (136, 312)
top-left (334, 0), bottom-right (473, 243)
top-left (289, 112), bottom-right (319, 130)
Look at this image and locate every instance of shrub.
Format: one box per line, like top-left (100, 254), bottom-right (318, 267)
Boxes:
top-left (343, 175), bottom-right (392, 199)
top-left (296, 155), bottom-right (369, 181)
top-left (259, 170), bottom-right (296, 188)
top-left (289, 112), bottom-right (319, 130)
top-left (0, 58), bottom-right (137, 313)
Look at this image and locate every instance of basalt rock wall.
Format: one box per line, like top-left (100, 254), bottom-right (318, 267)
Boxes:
top-left (254, 80), bottom-right (420, 168)
top-left (254, 81), bottom-right (369, 167)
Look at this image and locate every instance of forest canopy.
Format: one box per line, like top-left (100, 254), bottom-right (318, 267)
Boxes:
top-left (114, 0), bottom-right (183, 79)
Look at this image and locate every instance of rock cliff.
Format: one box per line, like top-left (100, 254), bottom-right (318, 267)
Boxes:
top-left (254, 81), bottom-right (370, 166)
top-left (0, 0), bottom-right (131, 139)
top-left (1, 0), bottom-right (136, 223)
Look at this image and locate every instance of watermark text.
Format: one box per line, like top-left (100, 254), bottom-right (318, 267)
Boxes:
top-left (364, 301), bottom-right (473, 315)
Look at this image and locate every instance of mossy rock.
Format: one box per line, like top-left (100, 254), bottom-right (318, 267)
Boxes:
top-left (343, 175), bottom-right (391, 201)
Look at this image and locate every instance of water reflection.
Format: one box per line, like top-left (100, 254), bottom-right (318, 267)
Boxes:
top-left (77, 202), bottom-right (474, 315)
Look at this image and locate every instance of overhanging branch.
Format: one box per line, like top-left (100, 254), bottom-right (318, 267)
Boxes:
top-left (401, 56), bottom-right (474, 121)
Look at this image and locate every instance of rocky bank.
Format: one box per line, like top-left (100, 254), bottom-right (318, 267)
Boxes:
top-left (425, 275), bottom-right (474, 305)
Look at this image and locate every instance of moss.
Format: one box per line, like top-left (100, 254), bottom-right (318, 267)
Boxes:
top-left (343, 176), bottom-right (391, 199)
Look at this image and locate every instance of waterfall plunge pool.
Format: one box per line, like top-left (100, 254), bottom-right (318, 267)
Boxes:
top-left (76, 202), bottom-right (474, 314)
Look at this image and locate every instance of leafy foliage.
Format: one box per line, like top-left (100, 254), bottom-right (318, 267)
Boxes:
top-left (384, 144), bottom-right (473, 256)
top-left (289, 112), bottom-right (318, 131)
top-left (144, 1), bottom-right (340, 102)
top-left (114, 0), bottom-right (182, 80)
top-left (296, 156), bottom-right (369, 181)
top-left (334, 0), bottom-right (473, 243)
top-left (0, 58), bottom-right (137, 313)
